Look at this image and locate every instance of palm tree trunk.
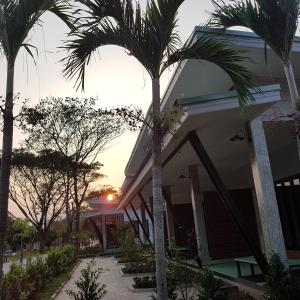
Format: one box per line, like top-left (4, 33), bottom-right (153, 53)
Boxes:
top-left (152, 77), bottom-right (168, 300)
top-left (0, 62), bottom-right (15, 297)
top-left (283, 62), bottom-right (300, 158)
top-left (73, 170), bottom-right (81, 251)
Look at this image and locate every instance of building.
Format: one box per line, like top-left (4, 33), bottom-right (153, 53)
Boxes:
top-left (84, 194), bottom-right (153, 250)
top-left (117, 27), bottom-right (300, 282)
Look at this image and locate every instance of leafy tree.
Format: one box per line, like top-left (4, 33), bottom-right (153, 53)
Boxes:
top-left (87, 185), bottom-right (119, 201)
top-left (0, 0), bottom-right (72, 289)
top-left (21, 97), bottom-right (124, 249)
top-left (6, 218), bottom-right (36, 262)
top-left (9, 149), bottom-right (68, 252)
top-left (63, 0), bottom-right (256, 297)
top-left (210, 0), bottom-right (300, 154)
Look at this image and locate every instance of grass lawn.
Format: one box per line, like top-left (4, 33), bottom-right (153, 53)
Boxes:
top-left (36, 260), bottom-right (79, 300)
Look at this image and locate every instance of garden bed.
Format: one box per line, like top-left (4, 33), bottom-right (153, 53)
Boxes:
top-left (37, 260), bottom-right (79, 300)
top-left (131, 276), bottom-right (156, 292)
top-left (120, 267), bottom-right (154, 277)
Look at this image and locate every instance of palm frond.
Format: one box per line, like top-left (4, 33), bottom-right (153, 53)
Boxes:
top-left (210, 0), bottom-right (300, 64)
top-left (0, 0), bottom-right (73, 63)
top-left (164, 35), bottom-right (255, 106)
top-left (77, 0), bottom-right (133, 27)
top-left (144, 0), bottom-right (184, 74)
top-left (68, 0), bottom-right (184, 80)
top-left (63, 20), bottom-right (141, 90)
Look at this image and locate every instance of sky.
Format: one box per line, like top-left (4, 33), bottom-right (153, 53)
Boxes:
top-left (0, 0), bottom-right (216, 214)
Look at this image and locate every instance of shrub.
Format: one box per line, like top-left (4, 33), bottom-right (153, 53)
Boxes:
top-left (47, 245), bottom-right (76, 276)
top-left (231, 291), bottom-right (256, 300)
top-left (263, 253), bottom-right (300, 300)
top-left (196, 268), bottom-right (229, 300)
top-left (123, 254), bottom-right (155, 274)
top-left (2, 245), bottom-right (77, 300)
top-left (133, 276), bottom-right (156, 289)
top-left (112, 222), bottom-right (144, 262)
top-left (26, 256), bottom-right (49, 291)
top-left (168, 260), bottom-right (198, 300)
top-left (78, 245), bottom-right (102, 258)
top-left (67, 260), bottom-right (107, 300)
top-left (62, 244), bottom-right (77, 264)
top-left (2, 263), bottom-right (34, 300)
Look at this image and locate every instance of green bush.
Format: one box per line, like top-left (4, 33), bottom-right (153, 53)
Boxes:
top-left (2, 263), bottom-right (34, 300)
top-left (168, 260), bottom-right (198, 300)
top-left (78, 245), bottom-right (102, 258)
top-left (67, 260), bottom-right (107, 300)
top-left (62, 244), bottom-right (77, 264)
top-left (232, 291), bottom-right (255, 300)
top-left (47, 245), bottom-right (76, 276)
top-left (2, 245), bottom-right (77, 300)
top-left (123, 254), bottom-right (155, 274)
top-left (197, 268), bottom-right (229, 300)
top-left (26, 256), bottom-right (49, 291)
top-left (133, 276), bottom-right (156, 289)
top-left (112, 222), bottom-right (145, 263)
top-left (263, 253), bottom-right (300, 300)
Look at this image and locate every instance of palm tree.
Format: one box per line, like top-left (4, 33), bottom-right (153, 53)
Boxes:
top-left (0, 0), bottom-right (72, 293)
top-left (210, 0), bottom-right (300, 155)
top-left (63, 0), bottom-right (256, 298)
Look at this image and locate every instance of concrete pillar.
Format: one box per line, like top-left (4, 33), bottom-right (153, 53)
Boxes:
top-left (149, 196), bottom-right (155, 240)
top-left (251, 189), bottom-right (266, 254)
top-left (101, 215), bottom-right (107, 249)
top-left (248, 118), bottom-right (287, 266)
top-left (189, 165), bottom-right (210, 265)
top-left (164, 186), bottom-right (176, 250)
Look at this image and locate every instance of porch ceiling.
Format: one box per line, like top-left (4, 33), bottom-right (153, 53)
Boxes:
top-left (118, 85), bottom-right (283, 209)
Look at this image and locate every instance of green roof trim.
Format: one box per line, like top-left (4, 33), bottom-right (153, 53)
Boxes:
top-left (176, 84), bottom-right (281, 106)
top-left (195, 27), bottom-right (300, 43)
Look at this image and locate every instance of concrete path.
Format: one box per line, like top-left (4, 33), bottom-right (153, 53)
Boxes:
top-left (56, 257), bottom-right (153, 300)
top-left (2, 262), bottom-right (11, 274)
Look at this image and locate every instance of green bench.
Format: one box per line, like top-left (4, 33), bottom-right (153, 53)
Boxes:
top-left (234, 256), bottom-right (300, 277)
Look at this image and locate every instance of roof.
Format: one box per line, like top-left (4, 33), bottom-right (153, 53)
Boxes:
top-left (120, 26), bottom-right (300, 196)
top-left (118, 83), bottom-right (281, 209)
top-left (176, 84), bottom-right (281, 106)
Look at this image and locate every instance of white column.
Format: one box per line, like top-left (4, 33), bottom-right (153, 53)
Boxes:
top-left (248, 118), bottom-right (287, 266)
top-left (101, 215), bottom-right (107, 249)
top-left (164, 186), bottom-right (176, 250)
top-left (189, 165), bottom-right (210, 265)
top-left (251, 189), bottom-right (266, 254)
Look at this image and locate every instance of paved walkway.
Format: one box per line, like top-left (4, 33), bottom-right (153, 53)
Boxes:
top-left (56, 257), bottom-right (153, 300)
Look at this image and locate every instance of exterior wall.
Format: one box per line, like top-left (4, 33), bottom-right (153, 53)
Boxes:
top-left (203, 189), bottom-right (260, 259)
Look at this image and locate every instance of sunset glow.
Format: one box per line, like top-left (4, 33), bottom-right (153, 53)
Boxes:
top-left (107, 194), bottom-right (114, 201)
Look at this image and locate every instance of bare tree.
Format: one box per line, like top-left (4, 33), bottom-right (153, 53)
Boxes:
top-left (21, 97), bottom-right (124, 249)
top-left (9, 149), bottom-right (67, 252)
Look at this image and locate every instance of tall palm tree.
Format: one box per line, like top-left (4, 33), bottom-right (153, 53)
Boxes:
top-left (63, 0), bottom-right (256, 298)
top-left (0, 0), bottom-right (72, 294)
top-left (210, 0), bottom-right (300, 155)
